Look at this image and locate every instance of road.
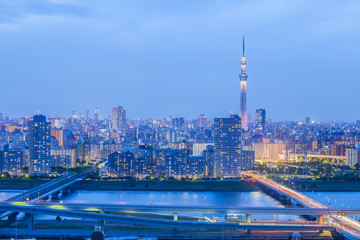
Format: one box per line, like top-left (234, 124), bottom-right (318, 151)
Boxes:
top-left (9, 202), bottom-right (360, 216)
top-left (0, 202), bottom-right (334, 231)
top-left (249, 173), bottom-right (360, 240)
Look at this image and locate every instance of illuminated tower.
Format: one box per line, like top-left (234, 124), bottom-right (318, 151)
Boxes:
top-left (239, 36), bottom-right (248, 131)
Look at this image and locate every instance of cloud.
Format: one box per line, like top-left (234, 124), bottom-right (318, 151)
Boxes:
top-left (0, 0), bottom-right (92, 29)
top-left (313, 2), bottom-right (360, 36)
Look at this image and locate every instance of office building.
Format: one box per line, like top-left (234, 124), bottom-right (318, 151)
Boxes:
top-left (0, 145), bottom-right (23, 176)
top-left (29, 114), bottom-right (51, 175)
top-left (187, 156), bottom-right (205, 178)
top-left (346, 149), bottom-right (360, 167)
top-left (51, 129), bottom-right (64, 147)
top-left (255, 109), bottom-right (266, 133)
top-left (173, 117), bottom-right (185, 129)
top-left (196, 114), bottom-right (207, 129)
top-left (108, 151), bottom-right (134, 177)
top-left (214, 115), bottom-right (254, 177)
top-left (203, 145), bottom-right (215, 177)
top-left (94, 107), bottom-right (100, 125)
top-left (112, 106), bottom-right (127, 131)
top-left (164, 149), bottom-right (187, 178)
top-left (51, 149), bottom-right (76, 168)
top-left (252, 143), bottom-right (286, 161)
top-left (192, 143), bottom-right (214, 156)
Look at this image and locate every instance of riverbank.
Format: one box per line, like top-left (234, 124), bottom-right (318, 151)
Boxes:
top-left (0, 178), bottom-right (49, 190)
top-left (283, 180), bottom-right (360, 192)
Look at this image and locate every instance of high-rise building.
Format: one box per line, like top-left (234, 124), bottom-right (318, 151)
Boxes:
top-left (346, 149), bottom-right (360, 167)
top-left (196, 114), bottom-right (207, 129)
top-left (108, 151), bottom-right (134, 177)
top-left (112, 106), bottom-right (127, 131)
top-left (0, 145), bottom-right (23, 176)
top-left (173, 117), bottom-right (185, 129)
top-left (192, 143), bottom-right (214, 156)
top-left (29, 114), bottom-right (51, 175)
top-left (203, 145), bottom-right (215, 177)
top-left (51, 149), bottom-right (76, 168)
top-left (94, 107), bottom-right (100, 125)
top-left (86, 110), bottom-right (90, 122)
top-left (214, 115), bottom-right (254, 177)
top-left (255, 109), bottom-right (266, 133)
top-left (239, 36), bottom-right (248, 131)
top-left (51, 129), bottom-right (64, 147)
top-left (187, 156), bottom-right (205, 178)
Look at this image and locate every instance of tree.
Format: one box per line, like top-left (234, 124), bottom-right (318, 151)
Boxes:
top-left (1, 172), bottom-right (11, 178)
top-left (354, 163), bottom-right (360, 171)
top-left (22, 166), bottom-right (29, 174)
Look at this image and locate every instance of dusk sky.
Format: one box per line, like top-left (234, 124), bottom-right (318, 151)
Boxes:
top-left (0, 0), bottom-right (359, 121)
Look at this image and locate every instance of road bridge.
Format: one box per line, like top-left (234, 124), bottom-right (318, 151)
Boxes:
top-left (0, 164), bottom-right (100, 220)
top-left (0, 202), bottom-right (335, 231)
top-left (247, 173), bottom-right (360, 240)
top-left (19, 202), bottom-right (360, 216)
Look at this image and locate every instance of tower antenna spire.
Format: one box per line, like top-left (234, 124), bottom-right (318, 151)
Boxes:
top-left (242, 36), bottom-right (245, 57)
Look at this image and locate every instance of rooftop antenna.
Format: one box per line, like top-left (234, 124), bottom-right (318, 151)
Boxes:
top-left (242, 36), bottom-right (245, 57)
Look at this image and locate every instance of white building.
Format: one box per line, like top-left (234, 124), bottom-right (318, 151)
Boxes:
top-left (192, 143), bottom-right (214, 156)
top-left (346, 149), bottom-right (360, 167)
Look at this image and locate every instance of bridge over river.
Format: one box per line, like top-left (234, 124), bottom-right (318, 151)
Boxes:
top-left (247, 173), bottom-right (360, 240)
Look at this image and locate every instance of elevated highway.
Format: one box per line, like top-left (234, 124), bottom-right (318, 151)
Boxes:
top-left (19, 202), bottom-right (360, 216)
top-left (0, 164), bottom-right (100, 220)
top-left (0, 202), bottom-right (335, 231)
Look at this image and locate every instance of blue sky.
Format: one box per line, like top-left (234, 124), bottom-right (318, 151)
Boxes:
top-left (0, 0), bottom-right (359, 121)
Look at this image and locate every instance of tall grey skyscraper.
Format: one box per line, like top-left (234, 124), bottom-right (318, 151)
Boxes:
top-left (29, 114), bottom-right (51, 175)
top-left (214, 115), bottom-right (254, 177)
top-left (94, 107), bottom-right (100, 124)
top-left (239, 36), bottom-right (248, 131)
top-left (112, 106), bottom-right (127, 131)
top-left (255, 109), bottom-right (266, 133)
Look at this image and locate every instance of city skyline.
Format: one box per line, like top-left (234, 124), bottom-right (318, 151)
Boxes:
top-left (1, 2), bottom-right (360, 239)
top-left (1, 1), bottom-right (360, 121)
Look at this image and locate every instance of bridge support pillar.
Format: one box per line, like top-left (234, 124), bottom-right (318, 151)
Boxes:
top-left (246, 214), bottom-right (251, 223)
top-left (100, 220), bottom-right (105, 231)
top-left (26, 213), bottom-right (34, 230)
top-left (173, 212), bottom-right (178, 221)
top-left (317, 215), bottom-right (323, 224)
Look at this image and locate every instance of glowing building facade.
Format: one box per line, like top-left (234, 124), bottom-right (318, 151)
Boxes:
top-left (255, 109), bottom-right (266, 133)
top-left (214, 115), bottom-right (254, 177)
top-left (29, 114), bottom-right (51, 175)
